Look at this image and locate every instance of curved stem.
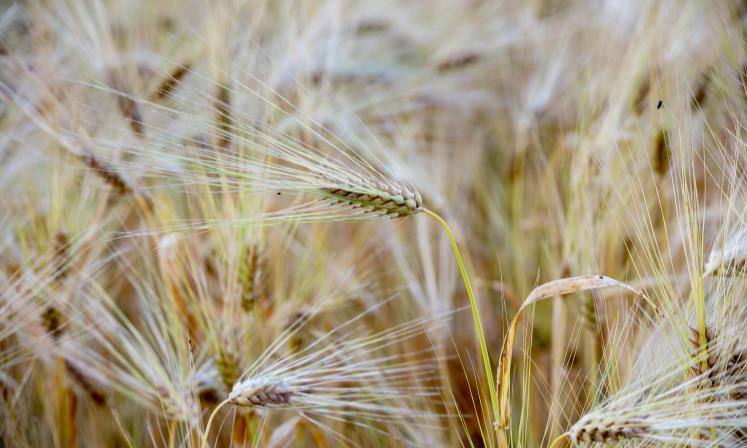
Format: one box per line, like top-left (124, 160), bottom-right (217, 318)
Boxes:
top-left (201, 399), bottom-right (230, 448)
top-left (423, 208), bottom-right (501, 442)
top-left (548, 434), bottom-right (569, 448)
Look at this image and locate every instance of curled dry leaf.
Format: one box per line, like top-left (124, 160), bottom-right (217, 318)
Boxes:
top-left (495, 275), bottom-right (652, 432)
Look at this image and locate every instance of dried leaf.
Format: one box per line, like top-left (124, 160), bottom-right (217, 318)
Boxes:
top-left (496, 275), bottom-right (650, 431)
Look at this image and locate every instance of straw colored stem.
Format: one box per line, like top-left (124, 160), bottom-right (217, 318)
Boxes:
top-left (202, 399), bottom-right (230, 448)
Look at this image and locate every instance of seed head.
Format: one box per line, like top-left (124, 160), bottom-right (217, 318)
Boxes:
top-left (228, 378), bottom-right (296, 407)
top-left (322, 175), bottom-right (423, 218)
top-left (569, 415), bottom-right (648, 445)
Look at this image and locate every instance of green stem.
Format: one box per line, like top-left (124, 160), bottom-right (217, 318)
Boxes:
top-left (423, 208), bottom-right (500, 438)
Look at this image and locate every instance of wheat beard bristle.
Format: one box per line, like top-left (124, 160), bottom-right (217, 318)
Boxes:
top-left (321, 177), bottom-right (423, 217)
top-left (228, 380), bottom-right (295, 407)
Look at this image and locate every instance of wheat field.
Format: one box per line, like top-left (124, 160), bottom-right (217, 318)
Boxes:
top-left (1, 0), bottom-right (747, 447)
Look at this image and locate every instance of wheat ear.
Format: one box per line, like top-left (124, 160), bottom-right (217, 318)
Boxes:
top-left (150, 62), bottom-right (191, 101)
top-left (239, 244), bottom-right (264, 311)
top-left (79, 152), bottom-right (133, 196)
top-left (568, 416), bottom-right (649, 446)
top-left (216, 349), bottom-right (241, 393)
top-left (689, 326), bottom-right (717, 385)
top-left (320, 176), bottom-right (423, 218)
top-left (227, 379), bottom-right (296, 407)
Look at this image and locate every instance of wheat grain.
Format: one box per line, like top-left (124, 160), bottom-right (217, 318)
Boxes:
top-left (80, 152), bottom-right (133, 196)
top-left (653, 129), bottom-right (671, 177)
top-left (569, 416), bottom-right (649, 445)
top-left (689, 326), bottom-right (717, 384)
top-left (42, 305), bottom-right (64, 339)
top-left (436, 51), bottom-right (481, 72)
top-left (239, 244), bottom-right (264, 311)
